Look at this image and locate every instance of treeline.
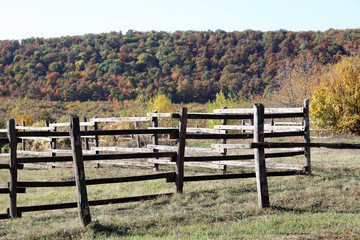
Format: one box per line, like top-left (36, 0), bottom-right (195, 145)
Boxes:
top-left (1, 29), bottom-right (360, 103)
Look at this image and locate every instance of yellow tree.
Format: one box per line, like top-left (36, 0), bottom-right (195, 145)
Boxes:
top-left (311, 55), bottom-right (360, 133)
top-left (274, 52), bottom-right (321, 107)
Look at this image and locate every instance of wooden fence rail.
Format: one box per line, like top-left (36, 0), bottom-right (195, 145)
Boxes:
top-left (2, 99), bottom-right (357, 226)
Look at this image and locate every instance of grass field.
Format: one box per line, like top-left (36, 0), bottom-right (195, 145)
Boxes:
top-left (0, 137), bottom-right (360, 239)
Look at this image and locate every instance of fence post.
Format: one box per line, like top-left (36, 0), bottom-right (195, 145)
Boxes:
top-left (8, 119), bottom-right (18, 218)
top-left (304, 98), bottom-right (311, 174)
top-left (94, 116), bottom-right (99, 155)
top-left (221, 106), bottom-right (227, 156)
top-left (151, 110), bottom-right (159, 171)
top-left (134, 115), bottom-right (140, 148)
top-left (21, 121), bottom-right (26, 151)
top-left (69, 115), bottom-right (91, 227)
top-left (176, 107), bottom-right (187, 193)
top-left (83, 117), bottom-right (89, 150)
top-left (253, 104), bottom-right (270, 209)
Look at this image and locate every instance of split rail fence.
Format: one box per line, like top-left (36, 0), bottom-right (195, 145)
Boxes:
top-left (1, 98), bottom-right (360, 226)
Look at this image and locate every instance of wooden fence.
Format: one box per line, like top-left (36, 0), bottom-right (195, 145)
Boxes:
top-left (1, 98), bottom-right (360, 226)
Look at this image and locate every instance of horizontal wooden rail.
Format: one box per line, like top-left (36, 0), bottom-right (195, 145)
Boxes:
top-left (90, 116), bottom-right (152, 123)
top-left (251, 142), bottom-right (360, 149)
top-left (0, 213), bottom-right (9, 219)
top-left (166, 170), bottom-right (303, 182)
top-left (0, 137), bottom-right (9, 144)
top-left (184, 151), bottom-right (305, 162)
top-left (17, 172), bottom-right (176, 188)
top-left (17, 131), bottom-right (70, 137)
top-left (0, 188), bottom-right (26, 194)
top-left (264, 131), bottom-right (305, 138)
top-left (83, 152), bottom-right (177, 161)
top-left (16, 193), bottom-right (174, 213)
top-left (186, 133), bottom-right (253, 140)
top-left (81, 129), bottom-right (178, 138)
top-left (0, 163), bottom-right (24, 169)
top-left (171, 112), bottom-right (304, 120)
top-left (17, 156), bottom-right (73, 163)
top-left (17, 151), bottom-right (177, 163)
top-left (15, 126), bottom-right (52, 131)
top-left (171, 113), bottom-right (254, 120)
top-left (214, 108), bottom-right (304, 114)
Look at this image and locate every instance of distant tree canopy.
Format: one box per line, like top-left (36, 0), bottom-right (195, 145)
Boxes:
top-left (1, 29), bottom-right (360, 103)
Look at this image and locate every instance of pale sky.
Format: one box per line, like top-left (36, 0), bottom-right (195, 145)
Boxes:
top-left (1, 0), bottom-right (359, 40)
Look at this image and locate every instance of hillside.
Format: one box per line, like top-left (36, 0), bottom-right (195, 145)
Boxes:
top-left (1, 29), bottom-right (360, 103)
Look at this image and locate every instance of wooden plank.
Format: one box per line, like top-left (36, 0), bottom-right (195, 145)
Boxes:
top-left (17, 172), bottom-right (176, 187)
top-left (0, 137), bottom-right (9, 144)
top-left (176, 108), bottom-right (187, 193)
top-left (17, 193), bottom-right (174, 213)
top-left (94, 160), bottom-right (153, 167)
top-left (81, 128), bottom-right (179, 137)
top-left (17, 131), bottom-right (69, 137)
top-left (15, 126), bottom-right (52, 131)
top-left (211, 144), bottom-right (251, 149)
top-left (214, 125), bottom-right (304, 131)
top-left (147, 112), bottom-right (173, 118)
top-left (8, 119), bottom-right (18, 218)
top-left (168, 171), bottom-right (301, 182)
top-left (70, 115), bottom-right (91, 226)
top-left (17, 137), bottom-right (51, 141)
top-left (0, 129), bottom-right (8, 133)
top-left (17, 156), bottom-right (73, 163)
top-left (18, 150), bottom-right (50, 156)
top-left (0, 213), bottom-right (9, 219)
top-left (304, 98), bottom-right (311, 174)
top-left (82, 152), bottom-right (177, 161)
top-left (186, 133), bottom-right (253, 140)
top-left (183, 151), bottom-right (304, 162)
top-left (214, 108), bottom-right (304, 114)
top-left (91, 147), bottom-right (153, 153)
top-left (264, 131), bottom-right (305, 138)
top-left (0, 188), bottom-right (26, 194)
top-left (148, 159), bottom-right (226, 170)
top-left (49, 122), bottom-right (94, 127)
top-left (147, 144), bottom-right (217, 153)
top-left (90, 116), bottom-right (152, 123)
top-left (217, 161), bottom-right (305, 170)
top-left (251, 142), bottom-right (360, 149)
top-left (186, 127), bottom-right (226, 134)
top-left (171, 113), bottom-right (254, 120)
top-left (254, 103), bottom-right (269, 209)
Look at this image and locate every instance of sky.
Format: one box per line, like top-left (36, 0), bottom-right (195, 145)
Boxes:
top-left (0, 0), bottom-right (359, 40)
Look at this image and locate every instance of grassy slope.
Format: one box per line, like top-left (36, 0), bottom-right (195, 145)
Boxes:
top-left (0, 139), bottom-right (360, 239)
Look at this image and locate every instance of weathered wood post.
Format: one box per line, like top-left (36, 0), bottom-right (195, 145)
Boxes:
top-left (93, 116), bottom-right (99, 155)
top-left (253, 104), bottom-right (270, 209)
top-left (69, 115), bottom-right (91, 227)
top-left (176, 107), bottom-right (187, 193)
top-left (221, 106), bottom-right (227, 156)
top-left (8, 119), bottom-right (18, 218)
top-left (134, 115), bottom-right (140, 148)
top-left (151, 110), bottom-right (159, 171)
top-left (21, 121), bottom-right (26, 151)
top-left (304, 98), bottom-right (311, 174)
top-left (83, 117), bottom-right (89, 151)
top-left (46, 120), bottom-right (57, 157)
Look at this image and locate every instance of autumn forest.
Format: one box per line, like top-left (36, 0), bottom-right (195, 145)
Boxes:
top-left (1, 29), bottom-right (360, 103)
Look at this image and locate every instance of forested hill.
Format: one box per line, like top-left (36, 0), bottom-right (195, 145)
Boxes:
top-left (1, 29), bottom-right (360, 103)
